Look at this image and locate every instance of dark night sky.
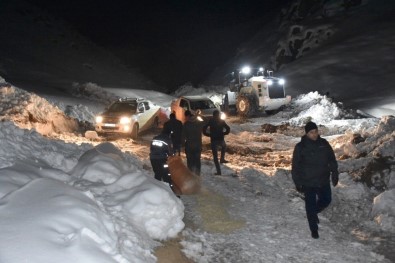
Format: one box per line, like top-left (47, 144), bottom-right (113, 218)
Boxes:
top-left (28, 0), bottom-right (291, 90)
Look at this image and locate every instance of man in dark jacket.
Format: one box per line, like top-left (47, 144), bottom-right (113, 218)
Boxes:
top-left (183, 110), bottom-right (204, 175)
top-left (203, 110), bottom-right (230, 175)
top-left (292, 121), bottom-right (339, 239)
top-left (150, 129), bottom-right (173, 185)
top-left (163, 113), bottom-right (183, 156)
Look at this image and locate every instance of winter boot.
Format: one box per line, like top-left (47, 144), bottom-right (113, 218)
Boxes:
top-left (311, 230), bottom-right (319, 239)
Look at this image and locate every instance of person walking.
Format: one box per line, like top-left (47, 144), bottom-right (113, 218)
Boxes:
top-left (203, 110), bottom-right (230, 175)
top-left (163, 113), bottom-right (183, 156)
top-left (150, 129), bottom-right (173, 186)
top-left (183, 110), bottom-right (204, 175)
top-left (291, 121), bottom-right (339, 239)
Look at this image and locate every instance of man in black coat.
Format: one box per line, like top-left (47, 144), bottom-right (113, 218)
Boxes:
top-left (203, 110), bottom-right (230, 175)
top-left (292, 121), bottom-right (339, 239)
top-left (163, 113), bottom-right (183, 156)
top-left (183, 110), bottom-right (204, 175)
top-left (150, 129), bottom-right (173, 185)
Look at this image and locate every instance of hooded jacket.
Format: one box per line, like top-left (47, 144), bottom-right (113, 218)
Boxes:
top-left (292, 135), bottom-right (338, 187)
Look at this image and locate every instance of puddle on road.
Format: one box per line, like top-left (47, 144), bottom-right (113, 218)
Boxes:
top-left (155, 188), bottom-right (245, 262)
top-left (155, 236), bottom-right (194, 263)
top-left (197, 188), bottom-right (246, 234)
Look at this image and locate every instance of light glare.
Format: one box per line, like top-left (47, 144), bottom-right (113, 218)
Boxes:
top-left (241, 66), bottom-right (251, 74)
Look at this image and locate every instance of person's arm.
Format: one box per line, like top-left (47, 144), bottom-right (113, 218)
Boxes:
top-left (181, 124), bottom-right (186, 146)
top-left (223, 121), bottom-right (230, 135)
top-left (327, 143), bottom-right (338, 173)
top-left (291, 144), bottom-right (303, 187)
top-left (202, 122), bottom-right (210, 137)
top-left (326, 142), bottom-right (339, 186)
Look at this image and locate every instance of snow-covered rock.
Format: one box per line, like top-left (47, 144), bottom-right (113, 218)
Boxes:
top-left (372, 189), bottom-right (395, 232)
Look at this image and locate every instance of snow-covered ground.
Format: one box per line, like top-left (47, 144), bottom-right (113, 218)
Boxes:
top-left (1, 77), bottom-right (394, 262)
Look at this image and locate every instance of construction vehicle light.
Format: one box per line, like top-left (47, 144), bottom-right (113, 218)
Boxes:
top-left (259, 67), bottom-right (264, 72)
top-left (220, 112), bottom-right (226, 120)
top-left (279, 79), bottom-right (285, 85)
top-left (241, 66), bottom-right (251, 74)
top-left (267, 80), bottom-right (273, 85)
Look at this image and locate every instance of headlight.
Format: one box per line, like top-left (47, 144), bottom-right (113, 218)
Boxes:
top-left (220, 112), bottom-right (226, 120)
top-left (267, 80), bottom-right (273, 85)
top-left (279, 79), bottom-right (285, 85)
top-left (95, 116), bottom-right (103, 123)
top-left (197, 116), bottom-right (204, 122)
top-left (120, 117), bottom-right (131, 125)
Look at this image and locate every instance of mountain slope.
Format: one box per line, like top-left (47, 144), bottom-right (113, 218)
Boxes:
top-left (206, 0), bottom-right (395, 117)
top-left (0, 0), bottom-right (159, 96)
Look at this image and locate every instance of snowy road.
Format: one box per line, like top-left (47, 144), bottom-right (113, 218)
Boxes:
top-left (51, 121), bottom-right (392, 263)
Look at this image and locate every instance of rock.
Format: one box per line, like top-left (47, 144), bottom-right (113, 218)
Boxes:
top-left (85, 130), bottom-right (99, 140)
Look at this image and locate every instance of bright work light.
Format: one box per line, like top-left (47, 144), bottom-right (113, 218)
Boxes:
top-left (241, 66), bottom-right (251, 74)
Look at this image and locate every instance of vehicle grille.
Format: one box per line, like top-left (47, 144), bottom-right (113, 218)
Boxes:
top-left (102, 116), bottom-right (119, 124)
top-left (268, 84), bottom-right (285, 99)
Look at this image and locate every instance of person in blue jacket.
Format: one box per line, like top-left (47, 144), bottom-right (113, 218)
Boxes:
top-left (292, 121), bottom-right (339, 239)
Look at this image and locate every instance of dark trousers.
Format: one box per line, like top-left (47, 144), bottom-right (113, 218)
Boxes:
top-left (150, 158), bottom-right (171, 185)
top-left (186, 148), bottom-right (201, 176)
top-left (172, 142), bottom-right (181, 156)
top-left (304, 183), bottom-right (332, 232)
top-left (211, 139), bottom-right (226, 174)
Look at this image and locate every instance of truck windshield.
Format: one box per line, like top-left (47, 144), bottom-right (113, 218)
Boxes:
top-left (190, 100), bottom-right (216, 110)
top-left (108, 102), bottom-right (137, 112)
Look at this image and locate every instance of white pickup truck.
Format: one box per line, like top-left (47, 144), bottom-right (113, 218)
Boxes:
top-left (95, 98), bottom-right (160, 139)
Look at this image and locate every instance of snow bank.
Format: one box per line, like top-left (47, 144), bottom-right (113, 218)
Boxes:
top-left (0, 84), bottom-right (79, 135)
top-left (372, 189), bottom-right (395, 232)
top-left (71, 82), bottom-right (118, 104)
top-left (0, 125), bottom-right (185, 261)
top-left (71, 142), bottom-right (185, 240)
top-left (173, 84), bottom-right (227, 106)
top-left (0, 121), bottom-right (91, 170)
top-left (287, 91), bottom-right (364, 125)
top-left (0, 178), bottom-right (128, 263)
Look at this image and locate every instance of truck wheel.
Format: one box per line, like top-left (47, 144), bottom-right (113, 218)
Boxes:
top-left (131, 123), bottom-right (139, 140)
top-left (236, 95), bottom-right (256, 117)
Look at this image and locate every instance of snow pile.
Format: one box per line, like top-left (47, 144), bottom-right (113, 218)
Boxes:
top-left (71, 143), bottom-right (185, 240)
top-left (173, 84), bottom-right (227, 107)
top-left (71, 82), bottom-right (118, 104)
top-left (287, 91), bottom-right (364, 125)
top-left (372, 189), bottom-right (395, 232)
top-left (0, 178), bottom-right (128, 263)
top-left (328, 116), bottom-right (395, 233)
top-left (0, 127), bottom-right (185, 262)
top-left (0, 121), bottom-right (91, 170)
top-left (0, 84), bottom-right (79, 135)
